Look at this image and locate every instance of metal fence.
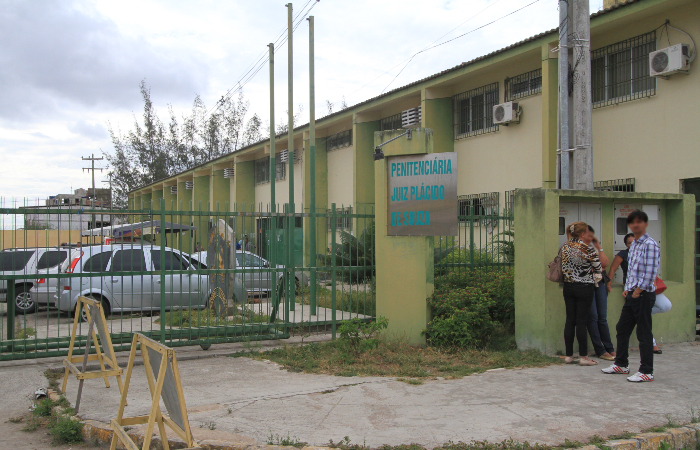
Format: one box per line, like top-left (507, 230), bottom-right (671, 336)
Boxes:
top-left (0, 200), bottom-right (375, 361)
top-left (435, 204), bottom-right (514, 275)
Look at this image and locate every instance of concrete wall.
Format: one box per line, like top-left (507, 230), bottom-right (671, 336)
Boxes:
top-left (254, 160), bottom-right (303, 211)
top-left (0, 230), bottom-right (85, 250)
top-left (327, 146), bottom-right (354, 208)
top-left (515, 189), bottom-right (696, 354)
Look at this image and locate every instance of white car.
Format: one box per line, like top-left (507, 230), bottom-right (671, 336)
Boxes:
top-left (54, 243), bottom-right (247, 319)
top-left (189, 250), bottom-right (309, 295)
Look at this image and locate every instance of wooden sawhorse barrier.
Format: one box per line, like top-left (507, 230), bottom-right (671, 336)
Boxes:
top-left (61, 296), bottom-right (124, 413)
top-left (110, 333), bottom-right (199, 450)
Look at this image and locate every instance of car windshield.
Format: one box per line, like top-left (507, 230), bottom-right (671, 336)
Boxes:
top-left (0, 250), bottom-right (35, 272)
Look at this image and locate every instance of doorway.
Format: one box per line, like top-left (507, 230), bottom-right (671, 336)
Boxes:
top-left (681, 178), bottom-right (700, 312)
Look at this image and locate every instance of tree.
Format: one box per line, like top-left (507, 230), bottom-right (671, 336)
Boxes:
top-left (105, 81), bottom-right (262, 208)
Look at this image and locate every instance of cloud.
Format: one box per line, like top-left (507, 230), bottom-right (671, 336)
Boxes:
top-left (68, 120), bottom-right (107, 140)
top-left (0, 1), bottom-right (208, 123)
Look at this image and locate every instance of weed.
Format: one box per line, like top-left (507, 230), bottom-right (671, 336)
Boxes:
top-left (7, 416), bottom-right (24, 423)
top-left (49, 415), bottom-right (83, 445)
top-left (44, 369), bottom-right (62, 391)
top-left (691, 406), bottom-right (700, 424)
top-left (55, 395), bottom-right (70, 409)
top-left (21, 417), bottom-right (41, 432)
top-left (156, 309), bottom-right (267, 328)
top-left (199, 421), bottom-right (217, 430)
top-left (659, 443), bottom-right (672, 450)
top-left (227, 407), bottom-right (233, 414)
top-left (589, 436), bottom-right (605, 444)
top-left (15, 326), bottom-right (36, 339)
top-left (562, 439), bottom-right (583, 448)
top-left (267, 432), bottom-right (308, 448)
top-left (608, 431), bottom-right (635, 440)
top-left (645, 426), bottom-right (666, 433)
top-left (665, 414), bottom-right (681, 428)
top-left (33, 397), bottom-right (55, 417)
top-left (338, 317), bottom-right (389, 357)
top-left (397, 378), bottom-right (424, 385)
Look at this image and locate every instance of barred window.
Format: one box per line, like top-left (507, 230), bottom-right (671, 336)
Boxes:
top-left (504, 190), bottom-right (515, 216)
top-left (592, 31), bottom-right (656, 108)
top-left (453, 82), bottom-right (499, 139)
top-left (327, 206), bottom-right (352, 231)
top-left (327, 130), bottom-right (352, 151)
top-left (380, 113), bottom-right (403, 131)
top-left (254, 157), bottom-right (286, 185)
top-left (505, 69), bottom-right (542, 101)
top-left (594, 178), bottom-right (635, 192)
top-left (458, 192), bottom-right (499, 224)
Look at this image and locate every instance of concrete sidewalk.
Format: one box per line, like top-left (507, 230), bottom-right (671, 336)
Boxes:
top-left (2, 341), bottom-right (699, 449)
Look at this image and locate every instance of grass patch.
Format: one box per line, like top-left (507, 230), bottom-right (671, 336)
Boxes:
top-left (608, 431), bottom-right (635, 440)
top-left (267, 432), bottom-right (308, 448)
top-left (324, 438), bottom-right (549, 450)
top-left (33, 397), bottom-right (55, 417)
top-left (44, 369), bottom-right (62, 391)
top-left (664, 414), bottom-right (682, 428)
top-left (247, 336), bottom-right (560, 379)
top-left (298, 283), bottom-right (376, 316)
top-left (21, 416), bottom-right (42, 432)
top-left (48, 415), bottom-right (83, 445)
top-left (15, 326), bottom-right (36, 339)
top-left (155, 308), bottom-right (268, 328)
top-left (397, 378), bottom-right (424, 385)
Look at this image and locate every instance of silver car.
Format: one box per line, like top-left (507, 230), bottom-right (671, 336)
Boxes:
top-left (54, 244), bottom-right (247, 319)
top-left (190, 250), bottom-right (309, 295)
top-left (0, 247), bottom-right (70, 314)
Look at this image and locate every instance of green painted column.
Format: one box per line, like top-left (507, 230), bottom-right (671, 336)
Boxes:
top-left (354, 119), bottom-right (380, 234)
top-left (139, 192), bottom-right (152, 223)
top-left (422, 96), bottom-right (454, 154)
top-left (541, 44), bottom-right (558, 189)
top-left (374, 128), bottom-right (435, 345)
top-left (192, 175), bottom-right (210, 253)
top-left (233, 160), bottom-right (255, 245)
top-left (211, 169), bottom-right (230, 213)
top-left (128, 197), bottom-right (135, 223)
top-left (303, 136), bottom-right (328, 267)
top-left (152, 189), bottom-right (163, 208)
top-left (176, 181), bottom-right (193, 253)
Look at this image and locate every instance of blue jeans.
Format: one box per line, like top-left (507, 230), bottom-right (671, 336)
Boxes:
top-left (587, 283), bottom-right (614, 356)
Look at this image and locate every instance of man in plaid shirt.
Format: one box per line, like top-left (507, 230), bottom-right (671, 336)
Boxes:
top-left (602, 209), bottom-right (659, 382)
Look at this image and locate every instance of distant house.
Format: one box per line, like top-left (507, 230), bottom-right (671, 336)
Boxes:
top-left (22, 188), bottom-right (125, 231)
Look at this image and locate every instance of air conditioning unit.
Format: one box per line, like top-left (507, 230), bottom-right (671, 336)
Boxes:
top-left (185, 181), bottom-right (193, 190)
top-left (279, 150), bottom-right (289, 163)
top-left (493, 101), bottom-right (520, 125)
top-left (169, 186), bottom-right (177, 195)
top-left (401, 107), bottom-right (421, 128)
top-left (223, 168), bottom-right (234, 179)
top-left (649, 44), bottom-right (691, 77)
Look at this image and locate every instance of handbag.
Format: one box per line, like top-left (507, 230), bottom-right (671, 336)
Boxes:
top-left (601, 271), bottom-right (611, 284)
top-left (546, 247), bottom-right (564, 283)
top-left (655, 277), bottom-right (667, 295)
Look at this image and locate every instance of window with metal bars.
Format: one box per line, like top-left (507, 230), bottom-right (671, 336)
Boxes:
top-left (327, 130), bottom-right (352, 151)
top-left (327, 206), bottom-right (353, 231)
top-left (380, 113), bottom-right (403, 131)
top-left (591, 31), bottom-right (656, 108)
top-left (453, 82), bottom-right (499, 139)
top-left (504, 190), bottom-right (515, 216)
top-left (505, 69), bottom-right (542, 101)
top-left (594, 178), bottom-right (635, 192)
top-left (458, 192), bottom-right (499, 224)
top-left (254, 157), bottom-right (286, 185)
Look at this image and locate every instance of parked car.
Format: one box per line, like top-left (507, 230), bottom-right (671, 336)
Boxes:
top-left (0, 247), bottom-right (70, 314)
top-left (189, 250), bottom-right (309, 295)
top-left (54, 244), bottom-right (247, 320)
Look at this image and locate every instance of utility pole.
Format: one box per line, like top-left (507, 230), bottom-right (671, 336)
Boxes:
top-left (82, 153), bottom-right (104, 230)
top-left (286, 2), bottom-right (295, 318)
top-left (557, 0), bottom-right (570, 189)
top-left (308, 14), bottom-right (317, 315)
top-left (572, 0), bottom-right (594, 190)
top-left (269, 42), bottom-right (277, 268)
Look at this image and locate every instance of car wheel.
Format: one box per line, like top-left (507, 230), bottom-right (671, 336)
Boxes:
top-left (14, 285), bottom-right (36, 315)
top-left (77, 295), bottom-right (109, 323)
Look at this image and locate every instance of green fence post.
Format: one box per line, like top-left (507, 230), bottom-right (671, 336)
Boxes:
top-left (331, 203), bottom-right (337, 340)
top-left (6, 282), bottom-right (15, 340)
top-left (469, 205), bottom-right (475, 268)
top-left (160, 198), bottom-right (166, 344)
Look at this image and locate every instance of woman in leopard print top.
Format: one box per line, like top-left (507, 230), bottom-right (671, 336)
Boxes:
top-left (560, 221), bottom-right (602, 366)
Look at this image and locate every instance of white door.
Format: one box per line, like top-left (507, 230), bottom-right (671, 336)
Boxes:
top-left (579, 203), bottom-right (602, 240)
top-left (558, 202), bottom-right (580, 247)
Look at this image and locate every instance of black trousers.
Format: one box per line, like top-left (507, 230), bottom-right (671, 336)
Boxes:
top-left (614, 291), bottom-right (655, 374)
top-left (563, 282), bottom-right (595, 357)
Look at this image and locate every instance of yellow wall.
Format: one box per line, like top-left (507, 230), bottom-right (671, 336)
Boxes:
top-left (327, 146), bottom-right (354, 208)
top-left (454, 94), bottom-right (544, 198)
top-left (0, 230), bottom-right (86, 250)
top-left (592, 1), bottom-right (700, 193)
top-left (254, 160), bottom-right (304, 210)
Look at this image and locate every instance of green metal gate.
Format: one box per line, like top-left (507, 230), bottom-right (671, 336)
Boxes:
top-left (0, 200), bottom-right (375, 361)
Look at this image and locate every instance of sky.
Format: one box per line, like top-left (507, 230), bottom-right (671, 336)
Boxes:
top-left (0, 0), bottom-right (604, 205)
